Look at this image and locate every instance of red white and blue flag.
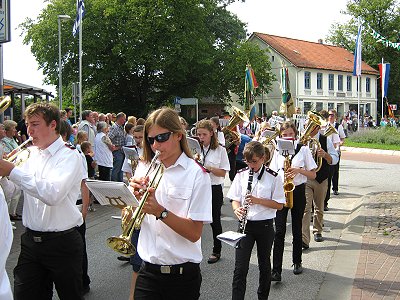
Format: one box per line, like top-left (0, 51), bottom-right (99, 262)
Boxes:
top-left (353, 23), bottom-right (363, 76)
top-left (73, 0), bottom-right (86, 37)
top-left (378, 63), bottom-right (390, 98)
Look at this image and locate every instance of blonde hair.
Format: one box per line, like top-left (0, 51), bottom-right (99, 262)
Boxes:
top-left (142, 108), bottom-right (192, 163)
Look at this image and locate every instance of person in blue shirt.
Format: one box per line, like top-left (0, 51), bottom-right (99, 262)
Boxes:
top-left (235, 134), bottom-right (252, 172)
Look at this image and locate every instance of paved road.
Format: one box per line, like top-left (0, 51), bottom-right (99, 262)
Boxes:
top-left (6, 151), bottom-right (400, 300)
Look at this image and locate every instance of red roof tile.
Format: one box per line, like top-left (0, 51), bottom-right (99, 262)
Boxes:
top-left (252, 32), bottom-right (379, 75)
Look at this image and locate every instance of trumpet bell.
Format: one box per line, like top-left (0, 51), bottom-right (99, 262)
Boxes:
top-left (324, 123), bottom-right (338, 137)
top-left (106, 236), bottom-right (135, 256)
top-left (0, 96), bottom-right (11, 113)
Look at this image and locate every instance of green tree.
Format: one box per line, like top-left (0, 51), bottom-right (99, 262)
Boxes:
top-left (326, 0), bottom-right (400, 113)
top-left (20, 0), bottom-right (274, 117)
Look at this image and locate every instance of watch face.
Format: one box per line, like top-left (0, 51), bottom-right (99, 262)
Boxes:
top-left (161, 211), bottom-right (168, 218)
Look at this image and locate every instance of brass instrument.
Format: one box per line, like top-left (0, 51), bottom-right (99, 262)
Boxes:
top-left (6, 137), bottom-right (33, 166)
top-left (107, 151), bottom-right (164, 255)
top-left (301, 111), bottom-right (326, 172)
top-left (324, 123), bottom-right (338, 137)
top-left (0, 96), bottom-right (11, 113)
top-left (260, 127), bottom-right (280, 165)
top-left (223, 107), bottom-right (249, 151)
top-left (283, 152), bottom-right (295, 209)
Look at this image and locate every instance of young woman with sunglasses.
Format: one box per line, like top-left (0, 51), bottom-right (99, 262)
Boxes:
top-left (227, 141), bottom-right (285, 300)
top-left (129, 108), bottom-right (212, 300)
top-left (269, 121), bottom-right (317, 281)
top-left (196, 119), bottom-right (230, 264)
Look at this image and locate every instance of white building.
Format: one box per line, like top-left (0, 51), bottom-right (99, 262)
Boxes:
top-left (233, 32), bottom-right (379, 119)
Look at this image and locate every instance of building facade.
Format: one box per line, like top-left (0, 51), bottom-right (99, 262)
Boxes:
top-left (231, 33), bottom-right (379, 119)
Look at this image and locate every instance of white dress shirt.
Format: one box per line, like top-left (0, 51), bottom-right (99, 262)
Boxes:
top-left (201, 144), bottom-right (230, 185)
top-left (9, 136), bottom-right (84, 232)
top-left (315, 132), bottom-right (339, 166)
top-left (269, 141), bottom-right (317, 186)
top-left (0, 188), bottom-right (13, 300)
top-left (227, 166), bottom-right (285, 220)
top-left (136, 152), bottom-right (212, 265)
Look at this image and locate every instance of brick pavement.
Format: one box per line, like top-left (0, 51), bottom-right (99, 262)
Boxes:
top-left (351, 192), bottom-right (400, 300)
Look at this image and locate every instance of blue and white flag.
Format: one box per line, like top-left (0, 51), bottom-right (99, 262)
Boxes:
top-left (352, 22), bottom-right (363, 76)
top-left (73, 0), bottom-right (86, 37)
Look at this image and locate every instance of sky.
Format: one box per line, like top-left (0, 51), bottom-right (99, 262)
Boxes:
top-left (3, 0), bottom-right (351, 98)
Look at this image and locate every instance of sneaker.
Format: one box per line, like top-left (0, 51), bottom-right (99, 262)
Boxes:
top-left (333, 190), bottom-right (339, 195)
top-left (117, 256), bottom-right (130, 262)
top-left (293, 263), bottom-right (303, 275)
top-left (271, 271), bottom-right (281, 282)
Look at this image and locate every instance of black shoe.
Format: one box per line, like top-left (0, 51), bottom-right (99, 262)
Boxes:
top-left (9, 214), bottom-right (22, 221)
top-left (324, 206), bottom-right (329, 211)
top-left (117, 256), bottom-right (130, 262)
top-left (82, 285), bottom-right (90, 295)
top-left (333, 190), bottom-right (339, 195)
top-left (302, 242), bottom-right (309, 250)
top-left (293, 263), bottom-right (303, 275)
top-left (207, 253), bottom-right (221, 264)
top-left (271, 271), bottom-right (281, 282)
top-left (314, 233), bottom-right (323, 242)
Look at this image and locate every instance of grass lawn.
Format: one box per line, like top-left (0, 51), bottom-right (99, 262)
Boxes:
top-left (345, 140), bottom-right (400, 151)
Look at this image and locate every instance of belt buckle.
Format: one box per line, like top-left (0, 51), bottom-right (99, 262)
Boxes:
top-left (33, 236), bottom-right (42, 243)
top-left (160, 265), bottom-right (171, 274)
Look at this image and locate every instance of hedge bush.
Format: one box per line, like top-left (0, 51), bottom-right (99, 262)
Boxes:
top-left (347, 127), bottom-right (400, 146)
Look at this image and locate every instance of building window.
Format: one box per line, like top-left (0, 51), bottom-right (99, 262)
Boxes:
top-left (316, 102), bottom-right (323, 111)
top-left (338, 75), bottom-right (343, 91)
top-left (271, 55), bottom-right (275, 62)
top-left (304, 71), bottom-right (311, 89)
top-left (304, 102), bottom-right (312, 113)
top-left (347, 76), bottom-right (352, 91)
top-left (329, 74), bottom-right (334, 90)
top-left (328, 103), bottom-right (335, 110)
top-left (317, 73), bottom-right (323, 90)
top-left (366, 77), bottom-right (370, 93)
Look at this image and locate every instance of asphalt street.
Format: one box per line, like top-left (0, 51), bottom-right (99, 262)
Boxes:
top-left (6, 152), bottom-right (400, 300)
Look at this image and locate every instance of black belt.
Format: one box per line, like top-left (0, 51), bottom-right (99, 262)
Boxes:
top-left (26, 227), bottom-right (76, 243)
top-left (143, 262), bottom-right (199, 275)
top-left (246, 219), bottom-right (273, 225)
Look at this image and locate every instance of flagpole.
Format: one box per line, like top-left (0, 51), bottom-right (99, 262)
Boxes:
top-left (79, 3), bottom-right (83, 122)
top-left (357, 75), bottom-right (360, 131)
top-left (381, 57), bottom-right (384, 122)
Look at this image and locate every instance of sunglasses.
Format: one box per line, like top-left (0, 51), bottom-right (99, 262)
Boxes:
top-left (147, 132), bottom-right (173, 145)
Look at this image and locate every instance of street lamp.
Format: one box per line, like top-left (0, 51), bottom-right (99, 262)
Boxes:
top-left (58, 14), bottom-right (71, 110)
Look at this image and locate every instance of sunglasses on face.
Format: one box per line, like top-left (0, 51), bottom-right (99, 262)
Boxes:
top-left (147, 132), bottom-right (173, 145)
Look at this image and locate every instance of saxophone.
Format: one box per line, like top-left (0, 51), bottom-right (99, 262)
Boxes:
top-left (283, 153), bottom-right (295, 209)
top-left (238, 168), bottom-right (254, 234)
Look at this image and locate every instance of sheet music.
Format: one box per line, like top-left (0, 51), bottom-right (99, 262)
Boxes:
top-left (85, 180), bottom-right (139, 207)
top-left (187, 137), bottom-right (202, 157)
top-left (122, 146), bottom-right (139, 160)
top-left (217, 231), bottom-right (246, 247)
top-left (276, 138), bottom-right (295, 156)
top-left (261, 129), bottom-right (276, 138)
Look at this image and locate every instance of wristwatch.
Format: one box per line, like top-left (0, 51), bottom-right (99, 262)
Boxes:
top-left (157, 209), bottom-right (168, 220)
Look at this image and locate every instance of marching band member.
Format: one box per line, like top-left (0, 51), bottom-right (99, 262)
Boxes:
top-left (196, 119), bottom-right (230, 264)
top-left (130, 107), bottom-right (212, 299)
top-left (0, 103), bottom-right (85, 299)
top-left (210, 116), bottom-right (226, 146)
top-left (269, 121), bottom-right (317, 281)
top-left (228, 141), bottom-right (285, 300)
top-left (302, 122), bottom-right (339, 248)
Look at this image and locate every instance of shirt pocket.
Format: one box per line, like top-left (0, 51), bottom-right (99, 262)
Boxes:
top-left (166, 186), bottom-right (193, 216)
top-left (207, 156), bottom-right (221, 169)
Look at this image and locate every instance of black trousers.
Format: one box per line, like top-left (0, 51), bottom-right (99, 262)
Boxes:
top-left (98, 165), bottom-right (112, 181)
top-left (134, 262), bottom-right (202, 300)
top-left (211, 184), bottom-right (223, 254)
top-left (273, 183), bottom-right (306, 274)
top-left (76, 222), bottom-right (91, 287)
top-left (325, 154), bottom-right (340, 207)
top-left (14, 228), bottom-right (83, 300)
top-left (232, 219), bottom-right (274, 300)
top-left (228, 150), bottom-right (237, 181)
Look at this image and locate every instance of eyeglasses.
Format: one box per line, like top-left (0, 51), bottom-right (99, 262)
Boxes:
top-left (329, 113), bottom-right (335, 116)
top-left (147, 132), bottom-right (173, 145)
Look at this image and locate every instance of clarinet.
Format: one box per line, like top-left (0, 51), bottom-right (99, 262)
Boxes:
top-left (238, 168), bottom-right (254, 234)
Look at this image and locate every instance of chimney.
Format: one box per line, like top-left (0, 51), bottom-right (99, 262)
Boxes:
top-left (318, 39), bottom-right (323, 44)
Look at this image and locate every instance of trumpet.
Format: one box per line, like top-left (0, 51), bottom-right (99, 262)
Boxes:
top-left (107, 151), bottom-right (164, 255)
top-left (0, 96), bottom-right (11, 113)
top-left (5, 137), bottom-right (33, 166)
